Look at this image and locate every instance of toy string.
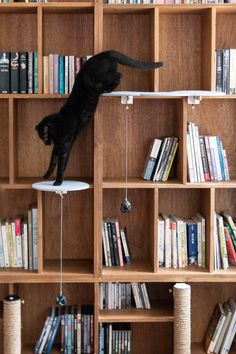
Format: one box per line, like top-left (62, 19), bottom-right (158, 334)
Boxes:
top-left (125, 105), bottom-right (129, 200)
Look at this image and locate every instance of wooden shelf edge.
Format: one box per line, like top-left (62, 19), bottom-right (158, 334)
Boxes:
top-left (98, 300), bottom-right (173, 323)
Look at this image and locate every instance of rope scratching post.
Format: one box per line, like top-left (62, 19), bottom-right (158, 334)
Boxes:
top-left (3, 295), bottom-right (21, 354)
top-left (173, 283), bottom-right (191, 354)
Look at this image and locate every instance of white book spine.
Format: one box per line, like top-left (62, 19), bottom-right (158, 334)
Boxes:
top-left (23, 222), bottom-right (28, 270)
top-left (186, 132), bottom-right (196, 182)
top-left (0, 223), bottom-right (4, 267)
top-left (158, 217), bottom-right (165, 267)
top-left (171, 220), bottom-right (177, 268)
top-left (188, 122), bottom-right (200, 182)
top-left (162, 215), bottom-right (171, 268)
top-left (193, 123), bottom-right (205, 182)
top-left (11, 222), bottom-right (18, 267)
top-left (64, 55), bottom-right (69, 95)
top-left (1, 223), bottom-right (9, 267)
top-left (69, 56), bottom-right (75, 93)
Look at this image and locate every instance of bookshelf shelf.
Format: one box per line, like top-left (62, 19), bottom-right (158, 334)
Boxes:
top-left (99, 300), bottom-right (174, 323)
top-left (0, 2), bottom-right (236, 353)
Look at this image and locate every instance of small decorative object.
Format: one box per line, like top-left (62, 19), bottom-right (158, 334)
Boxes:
top-left (173, 283), bottom-right (191, 354)
top-left (120, 96), bottom-right (133, 214)
top-left (4, 295), bottom-right (21, 354)
top-left (32, 180), bottom-right (89, 306)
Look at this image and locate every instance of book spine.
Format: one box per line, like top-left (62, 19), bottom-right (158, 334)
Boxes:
top-left (58, 55), bottom-right (65, 94)
top-left (120, 229), bottom-right (131, 264)
top-left (199, 136), bottom-right (211, 181)
top-left (48, 54), bottom-right (54, 94)
top-left (19, 52), bottom-right (28, 93)
top-left (222, 49), bottom-right (230, 94)
top-left (34, 51), bottom-right (38, 94)
top-left (10, 52), bottom-right (19, 94)
top-left (43, 56), bottom-right (49, 94)
top-left (28, 51), bottom-right (33, 94)
top-left (215, 49), bottom-right (223, 92)
top-left (31, 207), bottom-right (38, 270)
top-left (186, 221), bottom-right (197, 266)
top-left (0, 52), bottom-right (10, 93)
top-left (15, 218), bottom-right (23, 267)
top-left (53, 54), bottom-right (59, 94)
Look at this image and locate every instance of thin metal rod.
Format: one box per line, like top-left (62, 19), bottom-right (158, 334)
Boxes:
top-left (59, 192), bottom-right (64, 296)
top-left (125, 105), bottom-right (129, 200)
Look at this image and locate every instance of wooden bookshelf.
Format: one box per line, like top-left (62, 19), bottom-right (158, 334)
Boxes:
top-left (1, 1), bottom-right (236, 354)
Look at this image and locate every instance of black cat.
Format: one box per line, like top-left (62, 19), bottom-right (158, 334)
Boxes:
top-left (35, 50), bottom-right (163, 185)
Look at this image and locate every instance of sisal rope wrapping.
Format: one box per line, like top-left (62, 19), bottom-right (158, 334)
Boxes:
top-left (173, 283), bottom-right (191, 354)
top-left (3, 295), bottom-right (21, 354)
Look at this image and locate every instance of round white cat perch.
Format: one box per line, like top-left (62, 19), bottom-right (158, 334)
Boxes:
top-left (32, 180), bottom-right (90, 305)
top-left (32, 180), bottom-right (90, 193)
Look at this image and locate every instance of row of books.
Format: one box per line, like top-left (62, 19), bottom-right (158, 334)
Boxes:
top-left (158, 213), bottom-right (206, 268)
top-left (215, 48), bottom-right (236, 94)
top-left (43, 54), bottom-right (91, 94)
top-left (204, 298), bottom-right (236, 354)
top-left (35, 305), bottom-right (94, 354)
top-left (0, 204), bottom-right (38, 270)
top-left (142, 136), bottom-right (179, 181)
top-left (99, 323), bottom-right (131, 354)
top-left (102, 219), bottom-right (131, 267)
top-left (99, 282), bottom-right (151, 310)
top-left (0, 51), bottom-right (38, 94)
top-left (214, 212), bottom-right (236, 270)
top-left (187, 122), bottom-right (229, 183)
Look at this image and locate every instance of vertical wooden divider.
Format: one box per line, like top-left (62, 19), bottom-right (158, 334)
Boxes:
top-left (37, 190), bottom-right (43, 273)
top-left (151, 7), bottom-right (160, 92)
top-left (94, 3), bottom-right (103, 54)
top-left (37, 5), bottom-right (43, 94)
top-left (202, 8), bottom-right (216, 90)
top-left (153, 188), bottom-right (159, 273)
top-left (94, 281), bottom-right (100, 354)
top-left (8, 98), bottom-right (16, 185)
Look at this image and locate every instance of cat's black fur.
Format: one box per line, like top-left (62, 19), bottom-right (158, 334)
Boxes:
top-left (35, 50), bottom-right (163, 185)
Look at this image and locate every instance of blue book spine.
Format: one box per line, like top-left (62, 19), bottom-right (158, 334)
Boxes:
top-left (67, 313), bottom-right (72, 354)
top-left (186, 221), bottom-right (197, 265)
top-left (46, 315), bottom-right (61, 354)
top-left (34, 51), bottom-right (38, 94)
top-left (216, 136), bottom-right (226, 181)
top-left (58, 55), bottom-right (65, 94)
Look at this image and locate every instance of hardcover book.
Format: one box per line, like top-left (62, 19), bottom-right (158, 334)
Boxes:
top-left (0, 52), bottom-right (10, 93)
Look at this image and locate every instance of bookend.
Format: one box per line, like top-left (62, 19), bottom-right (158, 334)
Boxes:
top-left (120, 95), bottom-right (133, 214)
top-left (32, 181), bottom-right (90, 306)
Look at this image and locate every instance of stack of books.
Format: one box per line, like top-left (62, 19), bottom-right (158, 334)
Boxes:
top-left (142, 137), bottom-right (179, 181)
top-left (0, 51), bottom-right (38, 94)
top-left (215, 48), bottom-right (236, 94)
top-left (102, 219), bottom-right (131, 267)
top-left (43, 54), bottom-right (92, 94)
top-left (99, 282), bottom-right (151, 310)
top-left (158, 213), bottom-right (206, 269)
top-left (214, 211), bottom-right (236, 270)
top-left (99, 323), bottom-right (131, 354)
top-left (187, 122), bottom-right (229, 183)
top-left (204, 299), bottom-right (236, 354)
top-left (0, 203), bottom-right (38, 271)
top-left (35, 305), bottom-right (94, 354)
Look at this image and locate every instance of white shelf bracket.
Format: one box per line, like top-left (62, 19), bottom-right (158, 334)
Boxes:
top-left (187, 95), bottom-right (202, 105)
top-left (121, 95), bottom-right (134, 105)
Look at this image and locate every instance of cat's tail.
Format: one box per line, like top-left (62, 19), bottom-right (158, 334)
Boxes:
top-left (106, 50), bottom-right (163, 70)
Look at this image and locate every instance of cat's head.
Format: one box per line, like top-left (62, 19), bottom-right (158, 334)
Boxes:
top-left (35, 113), bottom-right (61, 145)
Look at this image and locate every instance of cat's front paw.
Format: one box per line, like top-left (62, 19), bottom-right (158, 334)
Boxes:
top-left (53, 180), bottom-right (63, 186)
